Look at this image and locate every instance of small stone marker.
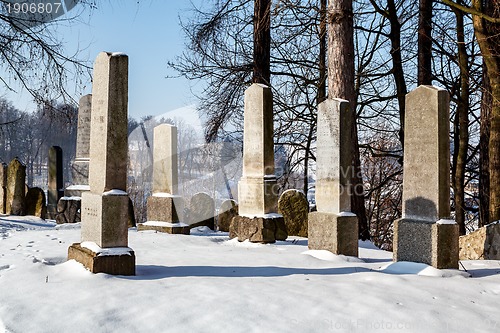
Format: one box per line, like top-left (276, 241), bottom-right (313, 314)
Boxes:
top-left (47, 146), bottom-right (63, 219)
top-left (188, 192), bottom-right (215, 230)
top-left (393, 85), bottom-right (458, 269)
top-left (0, 163), bottom-right (6, 214)
top-left (278, 189), bottom-right (308, 237)
top-left (218, 199), bottom-right (238, 232)
top-left (25, 187), bottom-right (47, 218)
top-left (137, 124), bottom-right (189, 234)
top-left (6, 158), bottom-right (26, 216)
top-left (308, 99), bottom-right (358, 256)
top-left (68, 52), bottom-right (135, 275)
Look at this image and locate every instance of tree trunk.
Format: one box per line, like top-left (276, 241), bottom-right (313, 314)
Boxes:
top-left (479, 61), bottom-right (491, 227)
top-left (318, 0), bottom-right (327, 105)
top-left (327, 0), bottom-right (369, 239)
top-left (418, 0), bottom-right (433, 85)
top-left (253, 0), bottom-right (271, 85)
top-left (472, 0), bottom-right (500, 222)
top-left (387, 0), bottom-right (408, 154)
top-left (453, 5), bottom-right (470, 235)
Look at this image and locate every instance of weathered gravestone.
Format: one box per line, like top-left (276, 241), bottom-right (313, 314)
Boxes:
top-left (6, 158), bottom-right (26, 216)
top-left (0, 163), bottom-right (6, 214)
top-left (188, 192), bottom-right (215, 230)
top-left (278, 189), bottom-right (308, 237)
top-left (308, 99), bottom-right (358, 256)
top-left (65, 94), bottom-right (92, 197)
top-left (25, 187), bottom-right (47, 218)
top-left (393, 85), bottom-right (458, 269)
top-left (218, 199), bottom-right (238, 232)
top-left (137, 124), bottom-right (189, 234)
top-left (230, 84), bottom-right (287, 243)
top-left (68, 52), bottom-right (135, 275)
top-left (47, 146), bottom-right (63, 219)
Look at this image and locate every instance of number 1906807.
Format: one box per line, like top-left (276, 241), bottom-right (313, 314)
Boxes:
top-left (6, 1), bottom-right (62, 15)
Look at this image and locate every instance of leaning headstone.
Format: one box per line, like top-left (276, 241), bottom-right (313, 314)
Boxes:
top-left (230, 84), bottom-right (287, 243)
top-left (459, 222), bottom-right (500, 260)
top-left (218, 199), bottom-right (238, 232)
top-left (25, 187), bottom-right (47, 219)
top-left (0, 163), bottom-right (6, 214)
top-left (308, 99), bottom-right (358, 256)
top-left (68, 52), bottom-right (135, 275)
top-left (137, 124), bottom-right (189, 234)
top-left (393, 85), bottom-right (458, 269)
top-left (6, 158), bottom-right (26, 216)
top-left (56, 197), bottom-right (81, 224)
top-left (188, 192), bottom-right (215, 230)
top-left (278, 189), bottom-right (308, 237)
top-left (47, 146), bottom-right (63, 219)
top-left (65, 94), bottom-right (92, 197)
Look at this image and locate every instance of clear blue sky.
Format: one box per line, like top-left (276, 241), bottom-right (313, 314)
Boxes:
top-left (5, 0), bottom-right (203, 120)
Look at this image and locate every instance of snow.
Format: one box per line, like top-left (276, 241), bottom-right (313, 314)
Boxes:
top-left (338, 211), bottom-right (357, 217)
top-left (80, 242), bottom-right (134, 257)
top-left (1, 215), bottom-right (500, 332)
top-left (152, 192), bottom-right (177, 197)
top-left (240, 212), bottom-right (283, 219)
top-left (141, 221), bottom-right (189, 227)
top-left (436, 219), bottom-right (456, 225)
top-left (64, 185), bottom-right (90, 191)
top-left (102, 189), bottom-right (128, 196)
top-left (60, 196), bottom-right (82, 201)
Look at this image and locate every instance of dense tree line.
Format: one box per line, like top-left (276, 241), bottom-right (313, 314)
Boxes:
top-left (0, 98), bottom-right (78, 187)
top-left (171, 0), bottom-right (497, 248)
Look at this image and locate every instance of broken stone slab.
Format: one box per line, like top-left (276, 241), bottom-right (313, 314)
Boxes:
top-left (56, 197), bottom-right (81, 224)
top-left (229, 213), bottom-right (287, 243)
top-left (459, 222), bottom-right (500, 260)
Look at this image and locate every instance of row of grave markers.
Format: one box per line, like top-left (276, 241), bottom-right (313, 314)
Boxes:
top-left (2, 52), bottom-right (458, 275)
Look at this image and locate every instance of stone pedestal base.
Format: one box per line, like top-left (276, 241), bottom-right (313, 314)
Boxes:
top-left (137, 221), bottom-right (190, 235)
top-left (393, 219), bottom-right (459, 269)
top-left (147, 195), bottom-right (184, 222)
top-left (81, 192), bottom-right (129, 248)
top-left (308, 212), bottom-right (358, 257)
top-left (68, 243), bottom-right (135, 275)
top-left (229, 214), bottom-right (287, 243)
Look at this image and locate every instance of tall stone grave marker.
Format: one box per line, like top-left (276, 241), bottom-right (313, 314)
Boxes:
top-left (0, 163), bottom-right (6, 214)
top-left (6, 158), bottom-right (26, 216)
top-left (47, 146), bottom-right (63, 219)
top-left (138, 124), bottom-right (189, 234)
top-left (65, 94), bottom-right (92, 196)
top-left (393, 85), bottom-right (458, 269)
top-left (308, 99), bottom-right (358, 256)
top-left (229, 84), bottom-right (287, 243)
top-left (68, 52), bottom-right (135, 275)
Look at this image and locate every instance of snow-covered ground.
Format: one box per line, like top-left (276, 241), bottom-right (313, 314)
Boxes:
top-left (1, 215), bottom-right (499, 333)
